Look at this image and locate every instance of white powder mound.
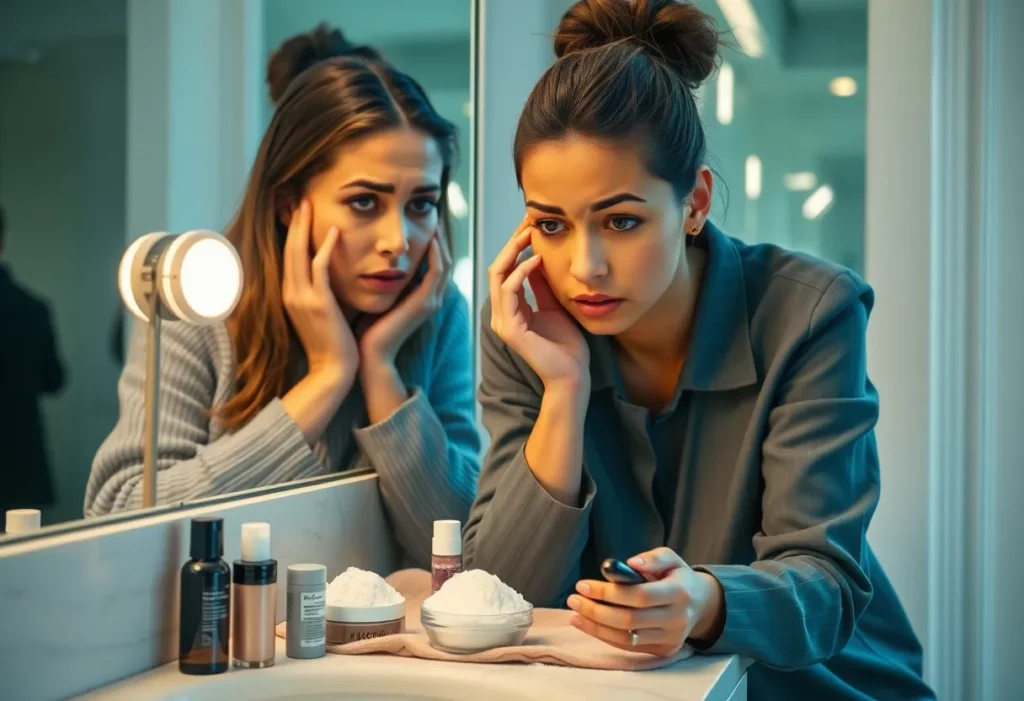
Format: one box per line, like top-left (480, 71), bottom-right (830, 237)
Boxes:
top-left (423, 569), bottom-right (530, 615)
top-left (327, 567), bottom-right (403, 607)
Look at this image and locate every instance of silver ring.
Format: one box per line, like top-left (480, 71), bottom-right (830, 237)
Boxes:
top-left (630, 630), bottom-right (639, 648)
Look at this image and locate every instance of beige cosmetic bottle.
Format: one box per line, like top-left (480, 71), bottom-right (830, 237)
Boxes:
top-left (231, 522), bottom-right (277, 668)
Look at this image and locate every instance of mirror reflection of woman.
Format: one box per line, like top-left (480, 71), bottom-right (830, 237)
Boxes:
top-left (85, 26), bottom-right (479, 566)
top-left (465, 1), bottom-right (934, 699)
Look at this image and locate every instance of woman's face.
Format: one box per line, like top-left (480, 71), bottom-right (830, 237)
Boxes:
top-left (302, 127), bottom-right (444, 315)
top-left (519, 136), bottom-right (709, 336)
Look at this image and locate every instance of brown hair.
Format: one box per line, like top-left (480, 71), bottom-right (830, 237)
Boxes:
top-left (514, 0), bottom-right (720, 199)
top-left (216, 24), bottom-right (457, 429)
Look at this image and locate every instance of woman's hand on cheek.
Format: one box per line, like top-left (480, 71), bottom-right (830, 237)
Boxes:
top-left (282, 199), bottom-right (359, 390)
top-left (566, 547), bottom-right (725, 658)
top-left (359, 231), bottom-right (451, 370)
top-left (488, 215), bottom-right (589, 393)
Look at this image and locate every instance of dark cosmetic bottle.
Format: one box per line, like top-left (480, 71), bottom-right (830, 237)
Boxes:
top-left (179, 517), bottom-right (230, 675)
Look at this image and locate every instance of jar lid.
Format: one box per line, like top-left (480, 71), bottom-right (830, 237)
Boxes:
top-left (287, 563), bottom-right (327, 586)
top-left (326, 599), bottom-right (405, 624)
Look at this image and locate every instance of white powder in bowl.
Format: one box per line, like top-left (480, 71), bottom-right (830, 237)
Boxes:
top-left (423, 569), bottom-right (529, 615)
top-left (327, 567), bottom-right (403, 607)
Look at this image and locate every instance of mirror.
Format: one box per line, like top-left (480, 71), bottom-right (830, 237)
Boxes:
top-left (0, 0), bottom-right (474, 533)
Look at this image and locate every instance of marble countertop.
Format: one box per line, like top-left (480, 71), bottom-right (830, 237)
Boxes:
top-left (77, 639), bottom-right (746, 701)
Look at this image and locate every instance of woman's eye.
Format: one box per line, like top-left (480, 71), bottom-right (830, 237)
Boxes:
top-left (347, 195), bottom-right (377, 213)
top-left (536, 219), bottom-right (566, 236)
top-left (407, 198), bottom-right (438, 216)
top-left (608, 215), bottom-right (641, 232)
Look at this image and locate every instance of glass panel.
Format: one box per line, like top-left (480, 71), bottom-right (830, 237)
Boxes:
top-left (0, 0), bottom-right (128, 528)
top-left (0, 0), bottom-right (474, 532)
top-left (693, 0), bottom-right (867, 273)
top-left (262, 0), bottom-right (475, 301)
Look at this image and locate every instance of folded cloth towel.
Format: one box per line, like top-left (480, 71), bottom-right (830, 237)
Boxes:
top-left (275, 568), bottom-right (693, 671)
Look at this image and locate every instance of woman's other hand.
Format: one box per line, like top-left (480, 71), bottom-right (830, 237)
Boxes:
top-left (567, 547), bottom-right (725, 657)
top-left (488, 215), bottom-right (589, 394)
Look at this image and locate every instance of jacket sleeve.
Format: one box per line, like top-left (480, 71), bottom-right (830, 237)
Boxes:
top-left (693, 272), bottom-right (879, 670)
top-left (463, 300), bottom-right (596, 607)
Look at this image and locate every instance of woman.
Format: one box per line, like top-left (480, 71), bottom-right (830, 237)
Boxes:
top-left (465, 1), bottom-right (933, 698)
top-left (85, 25), bottom-right (479, 567)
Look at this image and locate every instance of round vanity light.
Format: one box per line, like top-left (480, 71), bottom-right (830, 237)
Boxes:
top-left (118, 230), bottom-right (243, 324)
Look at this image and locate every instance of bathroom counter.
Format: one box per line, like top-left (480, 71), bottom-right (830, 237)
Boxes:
top-left (78, 638), bottom-right (748, 700)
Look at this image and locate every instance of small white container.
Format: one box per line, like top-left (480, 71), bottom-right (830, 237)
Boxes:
top-left (4, 509), bottom-right (41, 535)
top-left (420, 605), bottom-right (534, 654)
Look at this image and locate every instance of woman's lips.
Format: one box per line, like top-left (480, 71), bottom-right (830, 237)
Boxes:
top-left (572, 295), bottom-right (624, 318)
top-left (359, 270), bottom-right (407, 292)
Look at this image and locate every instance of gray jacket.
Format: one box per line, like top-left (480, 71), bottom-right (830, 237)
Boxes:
top-left (466, 223), bottom-right (934, 700)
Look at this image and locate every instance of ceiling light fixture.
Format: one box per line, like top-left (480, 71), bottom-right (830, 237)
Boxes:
top-left (829, 76), bottom-right (858, 97)
top-left (716, 0), bottom-right (766, 58)
top-left (784, 172), bottom-right (818, 191)
top-left (745, 155), bottom-right (762, 200)
top-left (802, 185), bottom-right (835, 220)
top-left (717, 62), bottom-right (735, 125)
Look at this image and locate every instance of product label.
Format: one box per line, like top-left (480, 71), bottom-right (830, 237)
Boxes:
top-left (431, 558), bottom-right (462, 594)
top-left (301, 636), bottom-right (326, 647)
top-left (301, 590), bottom-right (325, 621)
top-left (201, 589), bottom-right (229, 634)
top-left (180, 569), bottom-right (229, 666)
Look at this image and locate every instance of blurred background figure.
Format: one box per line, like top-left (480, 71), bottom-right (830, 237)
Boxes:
top-left (0, 204), bottom-right (66, 517)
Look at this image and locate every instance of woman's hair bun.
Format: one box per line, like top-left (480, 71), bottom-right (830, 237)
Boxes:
top-left (267, 23), bottom-right (383, 103)
top-left (553, 0), bottom-right (719, 88)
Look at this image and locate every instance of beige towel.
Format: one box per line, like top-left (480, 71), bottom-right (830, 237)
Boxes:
top-left (276, 569), bottom-right (693, 671)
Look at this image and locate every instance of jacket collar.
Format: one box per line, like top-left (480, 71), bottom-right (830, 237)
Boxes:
top-left (587, 220), bottom-right (757, 397)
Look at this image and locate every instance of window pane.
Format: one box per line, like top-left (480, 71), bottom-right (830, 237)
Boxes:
top-left (692, 0), bottom-right (867, 273)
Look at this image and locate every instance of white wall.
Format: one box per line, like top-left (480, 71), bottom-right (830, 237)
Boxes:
top-left (979, 2), bottom-right (1024, 697)
top-left (475, 0), bottom-right (556, 305)
top-left (867, 2), bottom-right (1024, 698)
top-left (863, 0), bottom-right (933, 659)
top-left (127, 0), bottom-right (263, 240)
top-left (0, 35), bottom-right (127, 525)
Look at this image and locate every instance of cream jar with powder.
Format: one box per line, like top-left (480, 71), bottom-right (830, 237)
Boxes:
top-left (326, 600), bottom-right (406, 644)
top-left (325, 567), bottom-right (406, 645)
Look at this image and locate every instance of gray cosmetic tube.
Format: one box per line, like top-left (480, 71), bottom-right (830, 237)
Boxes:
top-left (286, 564), bottom-right (327, 659)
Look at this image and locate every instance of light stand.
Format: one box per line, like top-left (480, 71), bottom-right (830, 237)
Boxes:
top-left (118, 231), bottom-right (242, 508)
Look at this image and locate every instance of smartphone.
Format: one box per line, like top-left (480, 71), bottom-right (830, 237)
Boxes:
top-left (600, 558), bottom-right (646, 585)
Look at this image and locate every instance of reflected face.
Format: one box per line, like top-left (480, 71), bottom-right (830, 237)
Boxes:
top-left (303, 128), bottom-right (444, 314)
top-left (519, 136), bottom-right (692, 335)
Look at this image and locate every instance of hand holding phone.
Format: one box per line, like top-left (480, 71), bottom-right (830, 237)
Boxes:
top-left (571, 550), bottom-right (724, 657)
top-left (600, 558), bottom-right (646, 585)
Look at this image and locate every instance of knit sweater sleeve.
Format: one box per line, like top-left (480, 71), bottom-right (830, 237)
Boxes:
top-left (83, 321), bottom-right (324, 517)
top-left (353, 286), bottom-right (481, 566)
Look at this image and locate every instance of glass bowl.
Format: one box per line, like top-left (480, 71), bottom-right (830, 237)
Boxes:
top-left (420, 605), bottom-right (534, 654)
